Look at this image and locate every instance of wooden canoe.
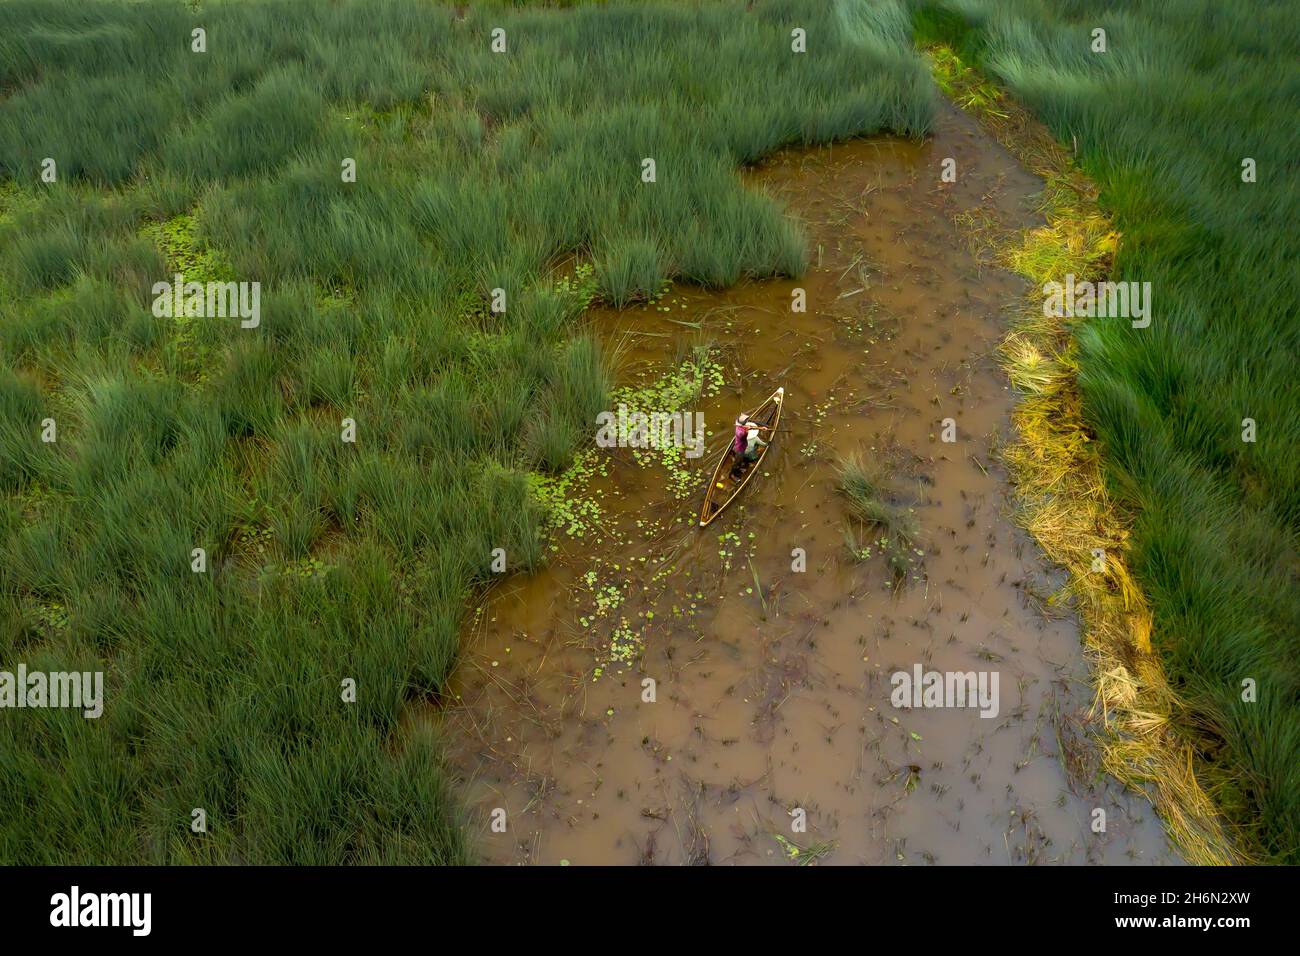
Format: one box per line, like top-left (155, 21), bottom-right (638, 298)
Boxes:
top-left (699, 386), bottom-right (784, 527)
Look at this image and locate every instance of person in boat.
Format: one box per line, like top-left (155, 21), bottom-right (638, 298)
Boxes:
top-left (730, 413), bottom-right (770, 478)
top-left (732, 413), bottom-right (750, 458)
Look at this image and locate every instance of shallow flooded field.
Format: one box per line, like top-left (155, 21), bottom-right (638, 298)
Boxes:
top-left (433, 103), bottom-right (1179, 866)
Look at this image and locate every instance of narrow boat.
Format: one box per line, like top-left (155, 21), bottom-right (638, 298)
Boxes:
top-left (699, 386), bottom-right (784, 527)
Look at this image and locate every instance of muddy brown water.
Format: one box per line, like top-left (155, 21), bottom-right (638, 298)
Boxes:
top-left (431, 103), bottom-right (1179, 865)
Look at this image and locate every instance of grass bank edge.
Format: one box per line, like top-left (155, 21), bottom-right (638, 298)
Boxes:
top-left (918, 39), bottom-right (1244, 865)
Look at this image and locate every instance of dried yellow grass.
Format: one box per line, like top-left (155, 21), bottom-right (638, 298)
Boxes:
top-left (926, 45), bottom-right (1245, 865)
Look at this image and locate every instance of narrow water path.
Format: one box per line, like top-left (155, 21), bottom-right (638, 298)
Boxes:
top-left (433, 103), bottom-right (1179, 865)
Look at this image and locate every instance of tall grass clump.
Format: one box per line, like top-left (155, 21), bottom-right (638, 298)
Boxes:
top-left (916, 0), bottom-right (1300, 863)
top-left (595, 234), bottom-right (664, 307)
top-left (837, 453), bottom-right (921, 584)
top-left (0, 0), bottom-right (931, 864)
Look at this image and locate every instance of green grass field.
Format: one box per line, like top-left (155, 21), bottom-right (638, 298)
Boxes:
top-left (914, 0), bottom-right (1299, 863)
top-left (0, 0), bottom-right (932, 864)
